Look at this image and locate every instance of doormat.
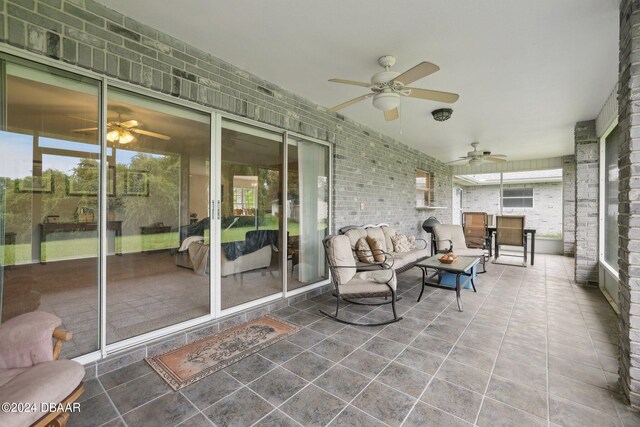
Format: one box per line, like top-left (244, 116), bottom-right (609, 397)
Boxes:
top-left (146, 315), bottom-right (299, 390)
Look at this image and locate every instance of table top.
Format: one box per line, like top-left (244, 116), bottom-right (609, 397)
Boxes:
top-left (416, 255), bottom-right (480, 273)
top-left (487, 226), bottom-right (536, 234)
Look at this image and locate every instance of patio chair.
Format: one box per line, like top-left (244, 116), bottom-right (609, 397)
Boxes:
top-left (0, 311), bottom-right (85, 427)
top-left (432, 224), bottom-right (487, 273)
top-left (462, 212), bottom-right (492, 257)
top-left (494, 215), bottom-right (527, 265)
top-left (320, 235), bottom-right (402, 326)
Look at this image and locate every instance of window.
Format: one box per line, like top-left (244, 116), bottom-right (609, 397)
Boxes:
top-left (502, 188), bottom-right (534, 208)
top-left (416, 170), bottom-right (433, 207)
top-left (603, 125), bottom-right (619, 270)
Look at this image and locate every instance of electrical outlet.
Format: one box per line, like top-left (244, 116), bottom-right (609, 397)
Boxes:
top-left (360, 202), bottom-right (365, 210)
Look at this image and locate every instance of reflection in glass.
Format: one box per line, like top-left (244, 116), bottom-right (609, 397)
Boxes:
top-left (287, 137), bottom-right (329, 290)
top-left (221, 121), bottom-right (283, 309)
top-left (0, 59), bottom-right (100, 358)
top-left (102, 89), bottom-right (211, 344)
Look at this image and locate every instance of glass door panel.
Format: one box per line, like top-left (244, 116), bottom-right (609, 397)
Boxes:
top-left (0, 58), bottom-right (101, 358)
top-left (105, 89), bottom-right (210, 343)
top-left (287, 136), bottom-right (329, 290)
top-left (220, 120), bottom-right (283, 309)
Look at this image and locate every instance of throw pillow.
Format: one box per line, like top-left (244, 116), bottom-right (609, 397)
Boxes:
top-left (407, 235), bottom-right (416, 250)
top-left (366, 236), bottom-right (385, 262)
top-left (391, 234), bottom-right (412, 253)
top-left (355, 237), bottom-right (374, 263)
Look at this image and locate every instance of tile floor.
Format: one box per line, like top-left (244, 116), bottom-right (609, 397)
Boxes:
top-left (69, 255), bottom-right (640, 427)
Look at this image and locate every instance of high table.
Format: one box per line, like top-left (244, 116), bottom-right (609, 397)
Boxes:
top-left (415, 255), bottom-right (480, 312)
top-left (486, 227), bottom-right (537, 266)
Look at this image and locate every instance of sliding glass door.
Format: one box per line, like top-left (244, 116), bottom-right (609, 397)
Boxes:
top-left (0, 58), bottom-right (101, 358)
top-left (287, 136), bottom-right (329, 290)
top-left (102, 89), bottom-right (211, 343)
top-left (220, 120), bottom-right (284, 309)
top-left (0, 54), bottom-right (331, 359)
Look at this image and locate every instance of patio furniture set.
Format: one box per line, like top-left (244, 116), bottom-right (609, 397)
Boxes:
top-left (321, 215), bottom-right (534, 325)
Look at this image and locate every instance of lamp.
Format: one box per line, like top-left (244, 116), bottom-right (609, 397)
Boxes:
top-left (431, 108), bottom-right (453, 121)
top-left (372, 92), bottom-right (401, 111)
top-left (106, 128), bottom-right (135, 144)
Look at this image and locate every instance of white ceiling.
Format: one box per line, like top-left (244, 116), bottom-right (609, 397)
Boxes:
top-left (99, 0), bottom-right (619, 162)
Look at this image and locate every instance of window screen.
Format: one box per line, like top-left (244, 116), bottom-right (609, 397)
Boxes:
top-left (502, 188), bottom-right (533, 208)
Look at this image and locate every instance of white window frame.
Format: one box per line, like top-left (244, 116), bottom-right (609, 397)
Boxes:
top-left (501, 187), bottom-right (534, 209)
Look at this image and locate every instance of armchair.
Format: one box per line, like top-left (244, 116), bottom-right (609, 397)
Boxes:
top-left (320, 235), bottom-right (402, 326)
top-left (462, 212), bottom-right (492, 257)
top-left (432, 224), bottom-right (487, 273)
top-left (0, 311), bottom-right (85, 427)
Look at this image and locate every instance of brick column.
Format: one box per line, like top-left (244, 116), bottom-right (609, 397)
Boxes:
top-left (563, 155), bottom-right (576, 256)
top-left (574, 121), bottom-right (599, 285)
top-left (619, 0), bottom-right (640, 409)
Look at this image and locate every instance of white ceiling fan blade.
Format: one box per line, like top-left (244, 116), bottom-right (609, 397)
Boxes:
top-left (120, 120), bottom-right (140, 128)
top-left (384, 107), bottom-right (399, 121)
top-left (328, 78), bottom-right (372, 88)
top-left (328, 93), bottom-right (373, 112)
top-left (405, 87), bottom-right (459, 103)
top-left (393, 62), bottom-right (440, 85)
top-left (132, 129), bottom-right (171, 140)
top-left (484, 156), bottom-right (507, 162)
top-left (445, 157), bottom-right (469, 164)
top-left (71, 127), bottom-right (98, 132)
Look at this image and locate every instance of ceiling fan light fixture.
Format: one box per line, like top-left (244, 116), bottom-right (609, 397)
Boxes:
top-left (119, 131), bottom-right (135, 144)
top-left (432, 108), bottom-right (453, 121)
top-left (106, 129), bottom-right (120, 142)
top-left (372, 92), bottom-right (401, 111)
top-left (106, 128), bottom-right (135, 144)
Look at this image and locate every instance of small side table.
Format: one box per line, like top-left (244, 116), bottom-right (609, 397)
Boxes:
top-left (415, 255), bottom-right (480, 311)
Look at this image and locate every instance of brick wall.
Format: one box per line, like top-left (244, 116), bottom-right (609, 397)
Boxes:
top-left (461, 182), bottom-right (563, 237)
top-left (0, 0), bottom-right (451, 240)
top-left (563, 155), bottom-right (576, 256)
top-left (618, 0), bottom-right (640, 409)
top-left (574, 121), bottom-right (599, 286)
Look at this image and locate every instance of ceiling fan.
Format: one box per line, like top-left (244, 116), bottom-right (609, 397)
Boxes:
top-left (72, 119), bottom-right (170, 144)
top-left (327, 55), bottom-right (459, 121)
top-left (447, 142), bottom-right (507, 165)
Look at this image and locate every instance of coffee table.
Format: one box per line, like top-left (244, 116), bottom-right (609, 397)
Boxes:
top-left (415, 255), bottom-right (480, 311)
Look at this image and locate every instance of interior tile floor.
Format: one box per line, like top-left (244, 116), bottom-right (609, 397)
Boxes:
top-left (69, 255), bottom-right (640, 427)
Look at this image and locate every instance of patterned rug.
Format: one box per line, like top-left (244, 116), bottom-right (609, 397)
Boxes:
top-left (146, 315), bottom-right (299, 390)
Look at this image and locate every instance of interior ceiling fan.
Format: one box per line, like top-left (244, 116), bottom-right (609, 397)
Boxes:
top-left (327, 55), bottom-right (459, 121)
top-left (72, 118), bottom-right (170, 144)
top-left (447, 142), bottom-right (507, 165)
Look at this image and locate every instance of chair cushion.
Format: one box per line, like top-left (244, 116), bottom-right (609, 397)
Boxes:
top-left (326, 235), bottom-right (356, 285)
top-left (391, 252), bottom-right (417, 264)
top-left (0, 367), bottom-right (27, 388)
top-left (381, 226), bottom-right (397, 253)
top-left (344, 228), bottom-right (367, 250)
top-left (412, 248), bottom-right (431, 262)
top-left (0, 311), bottom-right (60, 369)
top-left (366, 236), bottom-right (385, 262)
top-left (355, 237), bottom-right (374, 263)
top-left (433, 224), bottom-right (468, 252)
top-left (0, 360), bottom-right (84, 427)
top-left (339, 269), bottom-right (397, 296)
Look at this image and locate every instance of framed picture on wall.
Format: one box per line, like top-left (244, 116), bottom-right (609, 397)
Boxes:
top-left (66, 165), bottom-right (115, 196)
top-left (14, 161), bottom-right (54, 193)
top-left (124, 170), bottom-right (150, 196)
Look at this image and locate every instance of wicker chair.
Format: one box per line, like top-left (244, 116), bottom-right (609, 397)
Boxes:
top-left (494, 215), bottom-right (527, 265)
top-left (320, 235), bottom-right (402, 326)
